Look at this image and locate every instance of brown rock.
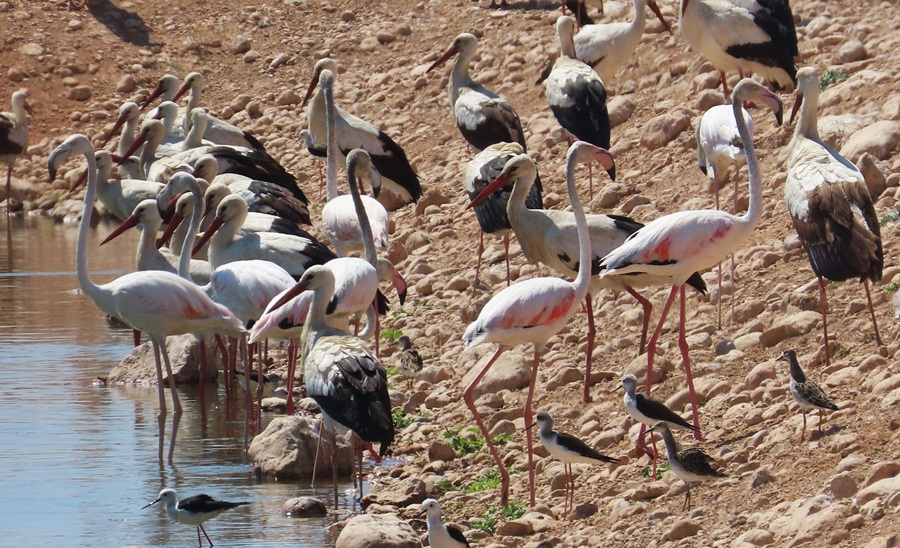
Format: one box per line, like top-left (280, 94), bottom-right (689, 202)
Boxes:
top-left (248, 416), bottom-right (352, 479)
top-left (840, 121), bottom-right (900, 162)
top-left (282, 497), bottom-right (327, 517)
top-left (829, 471), bottom-right (858, 499)
top-left (107, 335), bottom-right (219, 384)
top-left (664, 519), bottom-right (701, 541)
top-left (68, 85), bottom-right (92, 101)
top-left (640, 111), bottom-right (691, 150)
top-left (759, 311), bottom-right (821, 347)
top-left (428, 440), bottom-right (456, 462)
top-left (495, 519), bottom-right (533, 536)
top-left (334, 513), bottom-right (420, 548)
top-left (360, 477), bottom-right (427, 508)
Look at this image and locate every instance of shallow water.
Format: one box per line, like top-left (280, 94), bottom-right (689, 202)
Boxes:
top-left (0, 215), bottom-right (366, 547)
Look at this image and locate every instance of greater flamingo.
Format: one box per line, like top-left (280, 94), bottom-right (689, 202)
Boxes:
top-left (462, 141), bottom-right (613, 507)
top-left (600, 78), bottom-right (783, 439)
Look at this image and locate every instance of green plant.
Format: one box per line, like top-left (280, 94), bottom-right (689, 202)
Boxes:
top-left (500, 500), bottom-right (526, 521)
top-left (885, 281), bottom-right (900, 293)
top-left (443, 427), bottom-right (485, 457)
top-left (819, 68), bottom-right (849, 90)
top-left (465, 468), bottom-right (503, 494)
top-left (380, 327), bottom-right (403, 345)
top-left (433, 479), bottom-right (454, 495)
top-left (641, 464), bottom-right (671, 481)
top-left (470, 511), bottom-right (499, 535)
top-left (880, 206), bottom-right (900, 227)
top-left (392, 409), bottom-right (414, 429)
top-left (384, 366), bottom-right (399, 377)
top-left (492, 432), bottom-right (514, 446)
top-left (470, 500), bottom-right (526, 535)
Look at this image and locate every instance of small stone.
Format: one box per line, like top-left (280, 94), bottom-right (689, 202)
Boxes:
top-left (428, 440), bottom-right (455, 462)
top-left (641, 111), bottom-right (691, 150)
top-left (570, 502), bottom-right (597, 520)
top-left (340, 10), bottom-right (355, 22)
top-left (495, 519), bottom-right (533, 536)
top-left (68, 85), bottom-right (92, 102)
top-left (243, 50), bottom-right (262, 63)
top-left (275, 89), bottom-right (300, 106)
top-left (359, 37), bottom-right (380, 52)
top-left (376, 31), bottom-right (396, 44)
top-left (20, 43), bottom-right (44, 56)
top-left (829, 471), bottom-right (858, 499)
top-left (608, 96), bottom-right (636, 128)
top-left (116, 75), bottom-right (136, 93)
top-left (8, 68), bottom-right (24, 82)
top-left (664, 519), bottom-right (701, 541)
top-left (282, 497), bottom-right (327, 517)
top-left (246, 101), bottom-right (261, 117)
top-left (838, 39), bottom-right (868, 63)
top-left (67, 19), bottom-right (83, 31)
top-left (749, 467), bottom-right (776, 489)
top-left (231, 36), bottom-right (251, 54)
top-left (697, 89), bottom-right (724, 112)
top-left (739, 529), bottom-right (774, 546)
top-left (269, 53), bottom-right (289, 70)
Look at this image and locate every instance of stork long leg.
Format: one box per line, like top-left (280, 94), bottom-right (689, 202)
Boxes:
top-left (285, 340), bottom-right (297, 415)
top-left (678, 286), bottom-right (703, 440)
top-left (133, 329), bottom-right (141, 347)
top-left (524, 347), bottom-right (543, 507)
top-left (624, 285), bottom-right (653, 355)
top-left (583, 295), bottom-right (595, 403)
top-left (864, 280), bottom-right (883, 347)
top-left (463, 347), bottom-right (511, 506)
top-left (5, 165), bottom-right (11, 216)
top-left (311, 416), bottom-right (323, 487)
top-left (818, 277), bottom-right (831, 366)
top-left (474, 231), bottom-right (485, 289)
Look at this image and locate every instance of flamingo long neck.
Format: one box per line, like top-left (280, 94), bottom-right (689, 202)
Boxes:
top-left (795, 84), bottom-right (821, 143)
top-left (75, 148), bottom-right (105, 305)
top-left (322, 70), bottom-right (340, 202)
top-left (347, 157), bottom-right (378, 267)
top-left (566, 152), bottom-right (592, 302)
top-left (733, 92), bottom-right (762, 227)
top-left (178, 181), bottom-right (204, 279)
top-left (450, 46), bottom-right (475, 107)
top-left (182, 112), bottom-right (207, 150)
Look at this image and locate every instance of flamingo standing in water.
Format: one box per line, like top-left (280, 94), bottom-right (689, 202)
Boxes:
top-left (784, 67), bottom-right (883, 366)
top-left (49, 135), bottom-right (244, 420)
top-left (463, 142), bottom-right (614, 507)
top-left (600, 78), bottom-right (783, 439)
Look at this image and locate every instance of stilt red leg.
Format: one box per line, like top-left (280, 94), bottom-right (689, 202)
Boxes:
top-left (524, 348), bottom-right (543, 507)
top-left (818, 277), bottom-right (831, 366)
top-left (463, 347), bottom-right (511, 506)
top-left (583, 295), bottom-right (595, 403)
top-left (624, 285), bottom-right (652, 355)
top-left (678, 286), bottom-right (703, 440)
top-left (864, 280), bottom-right (883, 347)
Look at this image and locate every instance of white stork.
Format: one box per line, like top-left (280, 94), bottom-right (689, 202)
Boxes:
top-left (784, 67), bottom-right (883, 366)
top-left (679, 0), bottom-right (798, 97)
top-left (303, 58), bottom-right (421, 210)
top-left (1, 89), bottom-right (33, 214)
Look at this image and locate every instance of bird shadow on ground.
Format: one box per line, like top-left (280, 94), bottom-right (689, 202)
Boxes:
top-left (488, 0), bottom-right (562, 13)
top-left (807, 423), bottom-right (843, 441)
top-left (86, 0), bottom-right (159, 47)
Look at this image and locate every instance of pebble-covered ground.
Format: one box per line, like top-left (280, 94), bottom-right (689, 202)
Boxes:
top-left (3, 0), bottom-right (900, 546)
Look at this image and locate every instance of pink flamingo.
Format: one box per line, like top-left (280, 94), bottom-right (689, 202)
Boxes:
top-left (463, 141), bottom-right (614, 507)
top-left (600, 78), bottom-right (782, 441)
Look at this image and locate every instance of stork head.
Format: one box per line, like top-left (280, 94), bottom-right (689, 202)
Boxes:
top-left (141, 74), bottom-right (180, 111)
top-left (101, 102), bottom-right (140, 147)
top-left (427, 33), bottom-right (477, 73)
top-left (790, 67), bottom-right (819, 125)
top-left (100, 199), bottom-right (162, 246)
top-left (468, 153), bottom-right (537, 209)
top-left (174, 71), bottom-right (205, 102)
top-left (12, 88), bottom-right (35, 116)
top-left (303, 58), bottom-right (339, 107)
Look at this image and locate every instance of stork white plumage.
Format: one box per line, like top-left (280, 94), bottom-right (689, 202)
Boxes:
top-left (303, 58), bottom-right (421, 210)
top-left (101, 101), bottom-right (140, 150)
top-left (464, 142), bottom-right (543, 288)
top-left (192, 194), bottom-right (336, 277)
top-left (100, 199), bottom-right (212, 285)
top-left (462, 142), bottom-right (605, 507)
top-left (196, 179), bottom-right (310, 232)
top-left (319, 69), bottom-right (391, 258)
top-left (546, 16), bottom-right (611, 199)
top-left (784, 67), bottom-right (883, 366)
top-left (49, 135), bottom-right (244, 423)
top-left (266, 263), bottom-right (394, 508)
top-left (84, 150), bottom-right (164, 220)
top-left (426, 33), bottom-right (529, 153)
top-left (1, 89), bottom-right (33, 215)
top-left (600, 79), bottom-right (783, 439)
top-left (469, 147), bottom-right (706, 404)
top-left (696, 102), bottom-right (754, 328)
top-left (572, 0), bottom-right (671, 84)
top-left (679, 0), bottom-right (798, 97)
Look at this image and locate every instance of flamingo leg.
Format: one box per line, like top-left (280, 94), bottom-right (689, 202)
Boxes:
top-left (151, 340), bottom-right (167, 416)
top-left (474, 231), bottom-right (484, 289)
top-left (463, 347), bottom-right (511, 506)
top-left (720, 71), bottom-right (731, 100)
top-left (286, 340), bottom-right (296, 415)
top-left (624, 285), bottom-right (652, 355)
top-left (331, 427), bottom-right (339, 510)
top-left (731, 174), bottom-right (738, 326)
top-left (159, 338), bottom-right (182, 415)
top-left (818, 277), bottom-right (831, 366)
top-left (864, 280), bottom-right (883, 347)
top-left (716, 261), bottom-right (722, 331)
top-left (243, 338), bottom-right (253, 418)
top-left (256, 342), bottom-right (264, 433)
top-left (583, 295), bottom-right (595, 403)
top-left (504, 232), bottom-right (511, 287)
top-left (678, 285), bottom-right (703, 440)
top-left (198, 339), bottom-right (206, 393)
top-left (133, 329), bottom-right (141, 347)
top-left (524, 347), bottom-right (543, 507)
top-left (645, 285), bottom-right (679, 395)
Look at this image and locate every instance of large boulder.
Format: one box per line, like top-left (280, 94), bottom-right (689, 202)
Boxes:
top-left (249, 416), bottom-right (353, 479)
top-left (360, 476), bottom-right (427, 509)
top-left (107, 334), bottom-right (221, 384)
top-left (334, 513), bottom-right (420, 548)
